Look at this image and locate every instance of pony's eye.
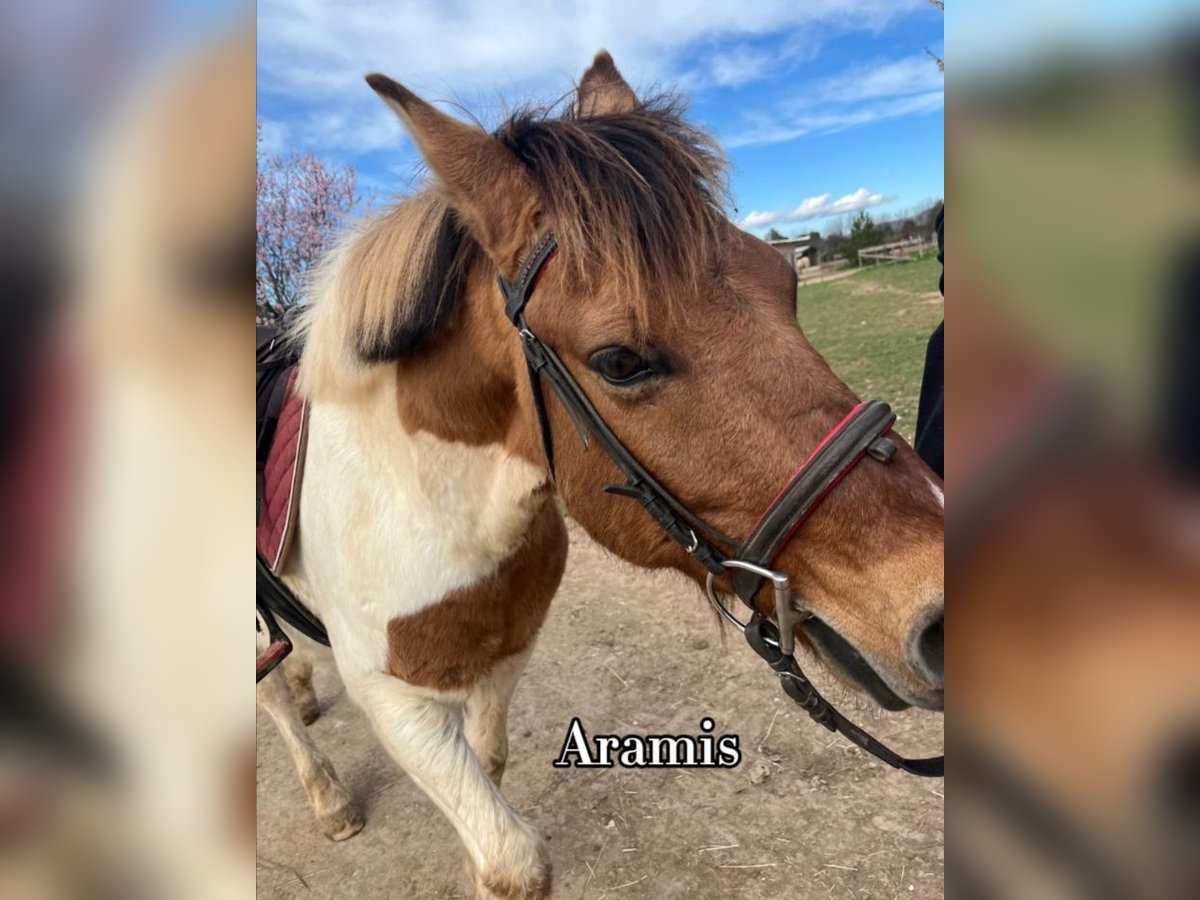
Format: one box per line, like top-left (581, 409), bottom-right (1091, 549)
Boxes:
top-left (588, 346), bottom-right (655, 386)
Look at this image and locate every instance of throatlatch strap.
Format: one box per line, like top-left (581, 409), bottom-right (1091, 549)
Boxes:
top-left (526, 358), bottom-right (557, 477)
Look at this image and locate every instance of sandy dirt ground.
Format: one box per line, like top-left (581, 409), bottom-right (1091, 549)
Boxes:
top-left (257, 522), bottom-right (944, 899)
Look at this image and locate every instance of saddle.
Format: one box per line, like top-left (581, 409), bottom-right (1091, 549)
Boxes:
top-left (256, 326), bottom-right (307, 571)
top-left (256, 325), bottom-right (329, 679)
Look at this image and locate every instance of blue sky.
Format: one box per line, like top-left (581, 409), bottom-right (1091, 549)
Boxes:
top-left (257, 0), bottom-right (944, 237)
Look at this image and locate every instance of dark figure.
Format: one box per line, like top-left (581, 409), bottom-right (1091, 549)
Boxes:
top-left (914, 206), bottom-right (944, 478)
top-left (1161, 240), bottom-right (1200, 486)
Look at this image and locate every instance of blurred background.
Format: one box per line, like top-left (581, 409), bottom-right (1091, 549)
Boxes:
top-left (0, 1), bottom-right (251, 898)
top-left (952, 3), bottom-right (1200, 898)
top-left (0, 0), bottom-right (1195, 897)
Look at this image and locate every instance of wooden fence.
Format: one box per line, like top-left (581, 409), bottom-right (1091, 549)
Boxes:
top-left (857, 234), bottom-right (935, 266)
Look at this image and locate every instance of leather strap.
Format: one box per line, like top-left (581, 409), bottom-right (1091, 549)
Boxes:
top-left (745, 615), bottom-right (943, 777)
top-left (256, 601), bottom-right (294, 682)
top-left (521, 326), bottom-right (737, 572)
top-left (731, 401), bottom-right (896, 603)
top-left (500, 232), bottom-right (559, 325)
top-left (256, 555), bottom-right (330, 647)
top-left (499, 233), bottom-right (740, 573)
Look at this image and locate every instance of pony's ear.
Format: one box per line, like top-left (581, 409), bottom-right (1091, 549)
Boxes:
top-left (576, 50), bottom-right (638, 117)
top-left (366, 73), bottom-right (540, 275)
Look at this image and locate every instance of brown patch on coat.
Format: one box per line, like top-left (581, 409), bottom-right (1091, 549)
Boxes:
top-left (386, 498), bottom-right (567, 691)
top-left (394, 357), bottom-right (516, 446)
top-left (392, 268), bottom-right (520, 447)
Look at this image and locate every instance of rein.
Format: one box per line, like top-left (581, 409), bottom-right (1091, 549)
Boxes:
top-left (499, 232), bottom-right (943, 779)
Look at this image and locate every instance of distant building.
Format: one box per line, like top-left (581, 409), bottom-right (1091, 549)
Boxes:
top-left (767, 232), bottom-right (820, 272)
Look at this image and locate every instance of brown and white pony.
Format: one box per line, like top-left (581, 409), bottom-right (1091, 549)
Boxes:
top-left (257, 52), bottom-right (944, 899)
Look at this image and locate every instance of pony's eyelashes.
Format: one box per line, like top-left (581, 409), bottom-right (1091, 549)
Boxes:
top-left (587, 345), bottom-right (671, 389)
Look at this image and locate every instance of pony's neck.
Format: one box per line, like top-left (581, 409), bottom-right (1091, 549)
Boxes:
top-left (296, 211), bottom-right (545, 474)
top-left (391, 267), bottom-right (525, 450)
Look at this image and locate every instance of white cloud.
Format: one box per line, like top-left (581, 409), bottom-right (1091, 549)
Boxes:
top-left (724, 54), bottom-right (943, 148)
top-left (257, 0), bottom-right (929, 154)
top-left (257, 119), bottom-right (290, 157)
top-left (304, 107), bottom-right (410, 154)
top-left (259, 0), bottom-right (926, 96)
top-left (708, 46), bottom-right (776, 88)
top-left (802, 55), bottom-right (944, 106)
top-left (739, 187), bottom-right (891, 230)
top-left (257, 108), bottom-right (409, 158)
top-left (828, 187), bottom-right (889, 214)
top-left (726, 90), bottom-right (943, 147)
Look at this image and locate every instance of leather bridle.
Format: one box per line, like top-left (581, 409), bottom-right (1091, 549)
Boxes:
top-left (500, 232), bottom-right (943, 778)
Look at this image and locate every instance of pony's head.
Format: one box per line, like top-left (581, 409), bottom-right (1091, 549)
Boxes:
top-left (328, 52), bottom-right (943, 710)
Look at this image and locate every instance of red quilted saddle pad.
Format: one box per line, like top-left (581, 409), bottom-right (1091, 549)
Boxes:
top-left (256, 369), bottom-right (308, 572)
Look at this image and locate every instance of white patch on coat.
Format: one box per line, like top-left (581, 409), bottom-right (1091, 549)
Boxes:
top-left (283, 368), bottom-right (549, 683)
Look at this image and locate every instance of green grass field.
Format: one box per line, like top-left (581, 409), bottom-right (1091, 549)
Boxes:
top-left (797, 254), bottom-right (943, 441)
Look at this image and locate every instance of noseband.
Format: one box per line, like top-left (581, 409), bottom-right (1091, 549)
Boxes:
top-left (500, 233), bottom-right (943, 778)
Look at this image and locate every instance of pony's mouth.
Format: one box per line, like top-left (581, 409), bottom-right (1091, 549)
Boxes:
top-left (800, 618), bottom-right (914, 712)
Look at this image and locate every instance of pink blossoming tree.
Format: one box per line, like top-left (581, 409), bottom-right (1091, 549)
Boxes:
top-left (256, 123), bottom-right (360, 323)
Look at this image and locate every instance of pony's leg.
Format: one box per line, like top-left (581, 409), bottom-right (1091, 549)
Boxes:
top-left (256, 666), bottom-right (364, 841)
top-left (348, 671), bottom-right (551, 900)
top-left (463, 650), bottom-right (531, 787)
top-left (282, 653), bottom-right (320, 725)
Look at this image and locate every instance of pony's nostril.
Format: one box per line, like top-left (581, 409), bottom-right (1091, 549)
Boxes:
top-left (907, 608), bottom-right (944, 690)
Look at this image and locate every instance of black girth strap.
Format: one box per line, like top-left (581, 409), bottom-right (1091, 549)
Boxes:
top-left (256, 555), bottom-right (330, 647)
top-left (498, 232), bottom-right (944, 779)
